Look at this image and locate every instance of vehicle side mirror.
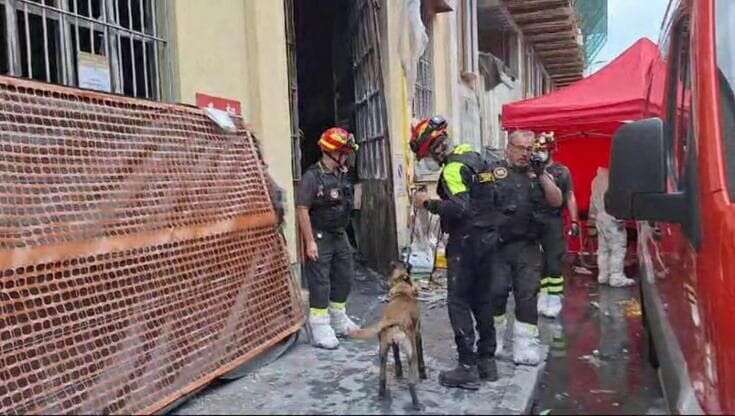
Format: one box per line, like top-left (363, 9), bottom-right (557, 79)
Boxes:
top-left (605, 118), bottom-right (687, 223)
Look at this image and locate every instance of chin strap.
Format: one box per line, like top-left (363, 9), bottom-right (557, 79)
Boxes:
top-left (325, 152), bottom-right (349, 173)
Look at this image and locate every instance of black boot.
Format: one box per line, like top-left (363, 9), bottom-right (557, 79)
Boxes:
top-left (438, 364), bottom-right (480, 390)
top-left (478, 357), bottom-right (498, 381)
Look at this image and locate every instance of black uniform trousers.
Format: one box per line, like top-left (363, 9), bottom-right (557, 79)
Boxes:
top-left (446, 235), bottom-right (496, 366)
top-left (304, 230), bottom-right (354, 309)
top-left (540, 215), bottom-right (566, 295)
top-left (490, 240), bottom-right (543, 325)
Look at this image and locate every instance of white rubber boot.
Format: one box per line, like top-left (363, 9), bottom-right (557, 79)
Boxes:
top-left (609, 273), bottom-right (636, 288)
top-left (309, 312), bottom-right (339, 350)
top-left (537, 292), bottom-right (549, 318)
top-left (543, 295), bottom-right (563, 319)
top-left (494, 315), bottom-right (507, 357)
top-left (513, 321), bottom-right (542, 366)
top-left (329, 303), bottom-right (360, 337)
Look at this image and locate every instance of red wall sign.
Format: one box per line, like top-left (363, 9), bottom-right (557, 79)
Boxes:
top-left (195, 93), bottom-right (242, 116)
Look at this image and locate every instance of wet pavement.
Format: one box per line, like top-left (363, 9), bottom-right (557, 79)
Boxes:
top-left (171, 265), bottom-right (547, 415)
top-left (531, 267), bottom-right (667, 415)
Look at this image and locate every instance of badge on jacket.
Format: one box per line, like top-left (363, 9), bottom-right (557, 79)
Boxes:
top-left (478, 172), bottom-right (496, 183)
top-left (493, 167), bottom-right (508, 179)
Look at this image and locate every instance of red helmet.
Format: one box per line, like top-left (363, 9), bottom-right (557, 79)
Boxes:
top-left (410, 116), bottom-right (448, 159)
top-left (534, 131), bottom-right (557, 152)
top-left (318, 127), bottom-right (359, 153)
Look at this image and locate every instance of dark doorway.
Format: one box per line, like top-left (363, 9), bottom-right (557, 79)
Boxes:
top-left (287, 0), bottom-right (398, 274)
top-left (293, 0), bottom-right (355, 173)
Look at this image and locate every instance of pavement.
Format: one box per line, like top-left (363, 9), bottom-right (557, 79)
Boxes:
top-left (531, 266), bottom-right (667, 415)
top-left (172, 265), bottom-right (548, 415)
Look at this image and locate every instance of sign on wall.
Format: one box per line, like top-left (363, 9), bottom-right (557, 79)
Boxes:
top-left (78, 52), bottom-right (112, 93)
top-left (196, 93), bottom-right (242, 116)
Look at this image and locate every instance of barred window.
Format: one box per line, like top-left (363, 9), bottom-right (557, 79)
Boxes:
top-left (0, 0), bottom-right (164, 100)
top-left (352, 0), bottom-right (389, 180)
top-left (412, 1), bottom-right (433, 119)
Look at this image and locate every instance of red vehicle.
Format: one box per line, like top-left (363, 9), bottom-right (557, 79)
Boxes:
top-left (606, 0), bottom-right (735, 413)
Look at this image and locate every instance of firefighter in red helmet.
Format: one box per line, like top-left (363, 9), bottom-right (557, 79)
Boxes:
top-left (533, 132), bottom-right (580, 319)
top-left (410, 116), bottom-right (499, 389)
top-left (296, 127), bottom-right (360, 350)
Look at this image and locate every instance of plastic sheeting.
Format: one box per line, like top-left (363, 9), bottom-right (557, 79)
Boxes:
top-left (0, 76), bottom-right (304, 414)
top-left (398, 0), bottom-right (429, 107)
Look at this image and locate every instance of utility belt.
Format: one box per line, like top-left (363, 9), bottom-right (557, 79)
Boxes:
top-left (314, 228), bottom-right (347, 238)
top-left (472, 222), bottom-right (541, 259)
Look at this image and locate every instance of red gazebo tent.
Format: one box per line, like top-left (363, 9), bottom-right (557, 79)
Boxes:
top-left (502, 38), bottom-right (666, 217)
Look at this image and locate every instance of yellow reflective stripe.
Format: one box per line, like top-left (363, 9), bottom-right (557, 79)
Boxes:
top-left (329, 302), bottom-right (346, 311)
top-left (547, 276), bottom-right (565, 285)
top-left (443, 162), bottom-right (468, 195)
top-left (310, 307), bottom-right (329, 318)
top-left (547, 286), bottom-right (565, 295)
top-left (453, 143), bottom-right (473, 154)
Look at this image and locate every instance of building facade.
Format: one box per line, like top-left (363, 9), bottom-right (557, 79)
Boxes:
top-left (0, 0), bottom-right (600, 276)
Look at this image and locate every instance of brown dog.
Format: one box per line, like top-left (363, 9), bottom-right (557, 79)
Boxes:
top-left (349, 261), bottom-right (427, 410)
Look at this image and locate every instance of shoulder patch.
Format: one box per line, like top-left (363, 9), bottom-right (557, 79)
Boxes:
top-left (477, 172), bottom-right (496, 183)
top-left (493, 167), bottom-right (508, 179)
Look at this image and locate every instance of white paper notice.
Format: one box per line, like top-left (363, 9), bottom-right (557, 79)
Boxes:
top-left (78, 52), bottom-right (112, 93)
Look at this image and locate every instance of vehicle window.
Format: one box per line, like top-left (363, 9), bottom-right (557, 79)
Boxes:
top-left (716, 0), bottom-right (735, 201)
top-left (665, 14), bottom-right (693, 190)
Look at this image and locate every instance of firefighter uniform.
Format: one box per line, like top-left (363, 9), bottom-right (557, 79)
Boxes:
top-left (298, 161), bottom-right (355, 310)
top-left (538, 163), bottom-right (573, 299)
top-left (472, 159), bottom-right (546, 365)
top-left (424, 145), bottom-right (497, 372)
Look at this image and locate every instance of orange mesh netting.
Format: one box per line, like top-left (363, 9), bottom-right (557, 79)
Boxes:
top-left (0, 77), bottom-right (304, 415)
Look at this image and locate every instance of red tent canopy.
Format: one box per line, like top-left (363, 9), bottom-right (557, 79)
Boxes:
top-left (500, 38), bottom-right (666, 220)
top-left (502, 38), bottom-right (665, 136)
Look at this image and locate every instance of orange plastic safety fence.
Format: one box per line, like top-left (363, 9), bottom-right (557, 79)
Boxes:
top-left (0, 77), bottom-right (303, 415)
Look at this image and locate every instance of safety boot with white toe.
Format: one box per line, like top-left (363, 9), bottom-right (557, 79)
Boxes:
top-left (537, 293), bottom-right (550, 318)
top-left (542, 295), bottom-right (563, 319)
top-left (329, 303), bottom-right (360, 337)
top-left (309, 314), bottom-right (339, 350)
top-left (513, 321), bottom-right (543, 366)
top-left (609, 274), bottom-right (636, 288)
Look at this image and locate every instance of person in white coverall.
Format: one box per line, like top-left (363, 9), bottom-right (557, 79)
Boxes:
top-left (589, 167), bottom-right (635, 287)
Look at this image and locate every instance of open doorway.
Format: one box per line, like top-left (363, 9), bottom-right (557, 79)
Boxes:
top-left (286, 0), bottom-right (397, 273)
top-left (291, 0), bottom-right (354, 173)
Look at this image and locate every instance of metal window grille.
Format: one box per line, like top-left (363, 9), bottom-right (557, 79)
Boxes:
top-left (0, 0), bottom-right (164, 100)
top-left (412, 2), bottom-right (433, 118)
top-left (351, 0), bottom-right (389, 180)
top-left (284, 0), bottom-right (300, 181)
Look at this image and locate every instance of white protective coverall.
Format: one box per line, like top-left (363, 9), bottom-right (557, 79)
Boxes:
top-left (589, 168), bottom-right (635, 287)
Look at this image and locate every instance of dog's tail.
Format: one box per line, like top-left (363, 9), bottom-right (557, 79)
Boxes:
top-left (348, 319), bottom-right (397, 339)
